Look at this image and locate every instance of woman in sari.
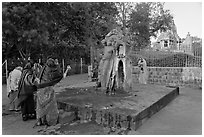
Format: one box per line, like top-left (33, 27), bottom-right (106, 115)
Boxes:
top-left (17, 62), bottom-right (37, 121)
top-left (35, 58), bottom-right (63, 126)
top-left (7, 66), bottom-right (22, 111)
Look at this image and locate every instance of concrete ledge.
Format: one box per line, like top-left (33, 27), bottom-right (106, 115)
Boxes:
top-left (57, 84), bottom-right (179, 131)
top-left (58, 111), bottom-right (76, 125)
top-left (133, 86), bottom-right (179, 130)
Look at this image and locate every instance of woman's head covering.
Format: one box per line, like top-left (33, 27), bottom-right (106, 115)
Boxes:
top-left (54, 59), bottom-right (59, 65)
top-left (15, 66), bottom-right (23, 71)
top-left (46, 58), bottom-right (56, 67)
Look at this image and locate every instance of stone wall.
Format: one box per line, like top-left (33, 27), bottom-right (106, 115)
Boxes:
top-left (88, 65), bottom-right (202, 87)
top-left (132, 67), bottom-right (202, 87)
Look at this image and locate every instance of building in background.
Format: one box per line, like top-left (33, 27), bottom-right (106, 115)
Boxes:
top-left (152, 21), bottom-right (194, 55)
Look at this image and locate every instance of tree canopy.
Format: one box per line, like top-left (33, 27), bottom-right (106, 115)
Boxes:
top-left (2, 2), bottom-right (118, 62)
top-left (2, 2), bottom-right (176, 62)
top-left (128, 2), bottom-right (174, 49)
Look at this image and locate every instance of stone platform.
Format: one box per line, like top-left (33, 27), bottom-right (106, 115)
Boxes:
top-left (56, 84), bottom-right (179, 131)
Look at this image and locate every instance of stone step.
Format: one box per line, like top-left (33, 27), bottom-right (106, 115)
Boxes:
top-left (56, 84), bottom-right (179, 131)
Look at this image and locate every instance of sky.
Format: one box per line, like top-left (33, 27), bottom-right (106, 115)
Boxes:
top-left (164, 2), bottom-right (202, 39)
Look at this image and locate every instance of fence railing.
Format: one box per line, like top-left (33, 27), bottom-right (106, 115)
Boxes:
top-left (130, 50), bottom-right (202, 68)
top-left (2, 60), bottom-right (8, 84)
top-left (2, 58), bottom-right (89, 84)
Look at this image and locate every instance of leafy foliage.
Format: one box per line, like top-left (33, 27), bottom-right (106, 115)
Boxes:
top-left (115, 2), bottom-right (135, 27)
top-left (3, 2), bottom-right (179, 65)
top-left (2, 2), bottom-right (118, 63)
top-left (128, 2), bottom-right (174, 49)
top-left (3, 2), bottom-right (51, 60)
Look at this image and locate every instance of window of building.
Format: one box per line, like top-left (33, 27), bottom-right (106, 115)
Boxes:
top-left (169, 40), bottom-right (173, 46)
top-left (164, 40), bottom-right (168, 47)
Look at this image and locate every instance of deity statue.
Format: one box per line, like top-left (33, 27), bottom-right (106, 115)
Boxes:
top-left (138, 57), bottom-right (148, 84)
top-left (97, 27), bottom-right (132, 94)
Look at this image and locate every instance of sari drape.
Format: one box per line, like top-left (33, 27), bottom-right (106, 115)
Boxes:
top-left (36, 86), bottom-right (59, 126)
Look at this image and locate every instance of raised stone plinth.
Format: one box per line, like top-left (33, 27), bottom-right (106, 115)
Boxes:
top-left (56, 84), bottom-right (179, 131)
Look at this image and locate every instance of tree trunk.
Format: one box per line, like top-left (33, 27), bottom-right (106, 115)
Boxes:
top-left (87, 37), bottom-right (95, 66)
top-left (122, 3), bottom-right (126, 28)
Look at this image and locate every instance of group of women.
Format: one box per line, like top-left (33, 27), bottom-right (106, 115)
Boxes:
top-left (7, 58), bottom-right (68, 127)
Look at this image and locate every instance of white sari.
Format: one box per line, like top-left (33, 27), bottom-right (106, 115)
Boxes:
top-left (7, 67), bottom-right (22, 110)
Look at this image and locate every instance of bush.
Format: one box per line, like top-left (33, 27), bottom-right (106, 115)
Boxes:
top-left (131, 51), bottom-right (202, 67)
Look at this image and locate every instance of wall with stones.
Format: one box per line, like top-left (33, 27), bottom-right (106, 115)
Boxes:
top-left (88, 65), bottom-right (202, 87)
top-left (132, 66), bottom-right (202, 87)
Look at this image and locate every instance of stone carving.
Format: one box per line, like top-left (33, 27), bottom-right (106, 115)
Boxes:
top-left (138, 58), bottom-right (148, 84)
top-left (97, 27), bottom-right (132, 94)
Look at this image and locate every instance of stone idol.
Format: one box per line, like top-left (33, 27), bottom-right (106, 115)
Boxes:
top-left (97, 27), bottom-right (132, 94)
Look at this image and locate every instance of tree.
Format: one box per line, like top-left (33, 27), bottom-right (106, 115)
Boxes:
top-left (149, 2), bottom-right (174, 36)
top-left (2, 2), bottom-right (119, 65)
top-left (115, 2), bottom-right (135, 28)
top-left (66, 2), bottom-right (118, 65)
top-left (128, 2), bottom-right (151, 49)
top-left (2, 2), bottom-right (50, 61)
top-left (128, 2), bottom-right (174, 49)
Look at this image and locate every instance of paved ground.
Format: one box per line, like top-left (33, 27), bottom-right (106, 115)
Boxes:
top-left (135, 86), bottom-right (202, 135)
top-left (1, 74), bottom-right (202, 135)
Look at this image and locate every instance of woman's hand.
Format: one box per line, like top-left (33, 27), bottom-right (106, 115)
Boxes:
top-left (66, 65), bottom-right (71, 70)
